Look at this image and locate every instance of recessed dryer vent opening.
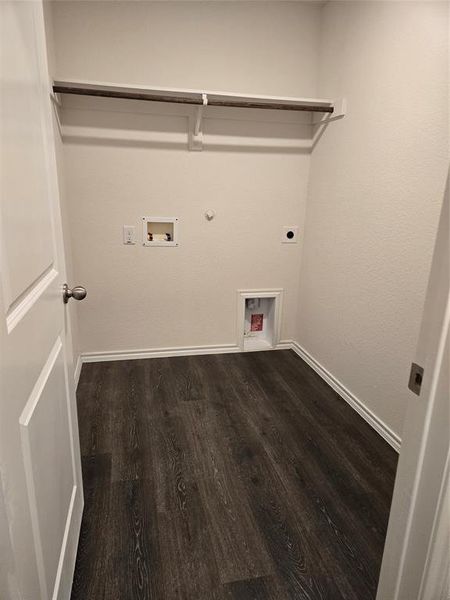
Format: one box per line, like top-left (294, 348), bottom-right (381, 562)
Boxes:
top-left (237, 289), bottom-right (283, 352)
top-left (143, 217), bottom-right (179, 246)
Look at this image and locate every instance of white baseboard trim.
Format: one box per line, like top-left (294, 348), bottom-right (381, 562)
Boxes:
top-left (74, 355), bottom-right (82, 389)
top-left (290, 341), bottom-right (401, 452)
top-left (276, 340), bottom-right (294, 350)
top-left (81, 343), bottom-right (241, 363)
top-left (81, 340), bottom-right (293, 364)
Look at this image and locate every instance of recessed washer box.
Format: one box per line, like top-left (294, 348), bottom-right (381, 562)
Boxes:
top-left (142, 217), bottom-right (179, 246)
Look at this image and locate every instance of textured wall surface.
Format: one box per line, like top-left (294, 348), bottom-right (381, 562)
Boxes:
top-left (51, 1), bottom-right (320, 353)
top-left (50, 0), bottom-right (448, 438)
top-left (296, 1), bottom-right (449, 437)
top-left (51, 0), bottom-right (320, 97)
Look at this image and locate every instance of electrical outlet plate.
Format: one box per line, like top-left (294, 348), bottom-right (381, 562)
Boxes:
top-left (123, 225), bottom-right (136, 245)
top-left (281, 226), bottom-right (299, 243)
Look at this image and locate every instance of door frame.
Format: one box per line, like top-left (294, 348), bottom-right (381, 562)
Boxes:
top-left (376, 175), bottom-right (449, 599)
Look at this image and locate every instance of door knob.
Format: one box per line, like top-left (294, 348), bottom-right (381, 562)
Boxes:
top-left (63, 283), bottom-right (87, 304)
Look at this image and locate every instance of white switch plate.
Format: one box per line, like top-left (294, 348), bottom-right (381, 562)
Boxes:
top-left (281, 226), bottom-right (299, 243)
top-left (123, 225), bottom-right (136, 245)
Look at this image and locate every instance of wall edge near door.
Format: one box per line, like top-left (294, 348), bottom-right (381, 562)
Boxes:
top-left (74, 355), bottom-right (82, 389)
top-left (291, 341), bottom-right (401, 452)
top-left (80, 340), bottom-right (293, 364)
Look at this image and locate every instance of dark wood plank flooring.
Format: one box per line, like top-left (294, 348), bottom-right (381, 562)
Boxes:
top-left (71, 350), bottom-right (397, 600)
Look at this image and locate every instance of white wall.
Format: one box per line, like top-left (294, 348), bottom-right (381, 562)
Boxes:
top-left (43, 1), bottom-right (81, 375)
top-left (51, 1), bottom-right (320, 97)
top-left (50, 0), bottom-right (448, 441)
top-left (296, 1), bottom-right (449, 438)
top-left (50, 0), bottom-right (321, 354)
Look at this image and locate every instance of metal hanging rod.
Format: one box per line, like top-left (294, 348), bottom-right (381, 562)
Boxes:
top-left (52, 80), bottom-right (335, 113)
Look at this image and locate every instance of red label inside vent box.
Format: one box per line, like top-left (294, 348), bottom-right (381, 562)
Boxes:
top-left (251, 314), bottom-right (264, 332)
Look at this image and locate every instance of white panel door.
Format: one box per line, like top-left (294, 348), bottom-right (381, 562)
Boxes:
top-left (0, 2), bottom-right (83, 599)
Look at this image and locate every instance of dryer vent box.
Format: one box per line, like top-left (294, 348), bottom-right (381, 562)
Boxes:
top-left (281, 226), bottom-right (299, 243)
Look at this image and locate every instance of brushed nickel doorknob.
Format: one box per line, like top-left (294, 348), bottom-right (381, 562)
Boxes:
top-left (63, 283), bottom-right (87, 304)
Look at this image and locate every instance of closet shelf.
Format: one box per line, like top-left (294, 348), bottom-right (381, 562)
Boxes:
top-left (52, 79), bottom-right (344, 150)
top-left (52, 80), bottom-right (335, 113)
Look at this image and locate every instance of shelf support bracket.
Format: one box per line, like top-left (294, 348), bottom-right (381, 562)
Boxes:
top-left (312, 97), bottom-right (347, 125)
top-left (189, 93), bottom-right (208, 151)
top-left (50, 90), bottom-right (62, 107)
